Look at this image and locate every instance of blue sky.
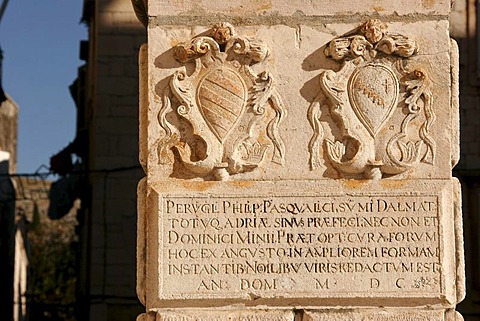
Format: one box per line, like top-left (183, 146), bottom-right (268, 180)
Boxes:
top-left (0, 1), bottom-right (87, 173)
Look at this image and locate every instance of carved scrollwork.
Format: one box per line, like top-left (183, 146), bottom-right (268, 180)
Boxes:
top-left (324, 19), bottom-right (418, 61)
top-left (309, 19), bottom-right (435, 179)
top-left (157, 23), bottom-right (286, 180)
top-left (387, 68), bottom-right (436, 167)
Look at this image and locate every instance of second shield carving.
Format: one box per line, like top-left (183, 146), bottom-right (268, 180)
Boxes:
top-left (309, 19), bottom-right (435, 180)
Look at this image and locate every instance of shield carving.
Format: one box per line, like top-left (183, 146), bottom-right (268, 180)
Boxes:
top-left (196, 67), bottom-right (247, 142)
top-left (348, 63), bottom-right (399, 137)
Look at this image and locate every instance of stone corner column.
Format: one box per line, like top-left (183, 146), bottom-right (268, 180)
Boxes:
top-left (135, 1), bottom-right (463, 320)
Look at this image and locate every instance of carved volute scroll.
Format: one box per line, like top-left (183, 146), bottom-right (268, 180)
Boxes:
top-left (158, 22), bottom-right (286, 181)
top-left (308, 19), bottom-right (435, 179)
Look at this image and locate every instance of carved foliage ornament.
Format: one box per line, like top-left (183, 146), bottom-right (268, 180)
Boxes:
top-left (158, 23), bottom-right (286, 180)
top-left (308, 19), bottom-right (435, 179)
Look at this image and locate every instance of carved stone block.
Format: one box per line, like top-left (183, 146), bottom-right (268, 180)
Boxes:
top-left (156, 310), bottom-right (294, 321)
top-left (139, 179), bottom-right (463, 308)
top-left (145, 20), bottom-right (456, 182)
top-left (148, 1), bottom-right (451, 18)
top-left (138, 3), bottom-right (462, 320)
top-left (303, 309), bottom-right (451, 321)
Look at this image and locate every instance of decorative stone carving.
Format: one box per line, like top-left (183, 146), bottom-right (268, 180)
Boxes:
top-left (158, 22), bottom-right (286, 180)
top-left (308, 19), bottom-right (435, 179)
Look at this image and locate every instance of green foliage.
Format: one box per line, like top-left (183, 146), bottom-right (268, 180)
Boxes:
top-left (27, 201), bottom-right (78, 321)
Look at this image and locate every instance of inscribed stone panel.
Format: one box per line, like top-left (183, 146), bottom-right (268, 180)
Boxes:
top-left (140, 180), bottom-right (460, 308)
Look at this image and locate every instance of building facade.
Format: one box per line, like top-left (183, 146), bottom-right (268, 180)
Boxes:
top-left (73, 0), bottom-right (145, 320)
top-left (0, 95), bottom-right (27, 321)
top-left (0, 97), bottom-right (18, 174)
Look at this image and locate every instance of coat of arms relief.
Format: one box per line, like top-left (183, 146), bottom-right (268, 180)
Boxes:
top-left (308, 19), bottom-right (435, 180)
top-left (157, 23), bottom-right (286, 180)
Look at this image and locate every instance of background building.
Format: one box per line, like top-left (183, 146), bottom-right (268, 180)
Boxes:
top-left (0, 92), bottom-right (29, 321)
top-left (0, 96), bottom-right (17, 173)
top-left (67, 0), bottom-right (145, 320)
top-left (0, 76), bottom-right (19, 321)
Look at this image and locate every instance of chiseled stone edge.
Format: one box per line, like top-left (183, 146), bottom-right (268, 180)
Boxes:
top-left (148, 0), bottom-right (451, 20)
top-left (137, 177), bottom-right (147, 306)
top-left (138, 312), bottom-right (158, 321)
top-left (445, 309), bottom-right (464, 321)
top-left (303, 309), bottom-right (457, 320)
top-left (453, 178), bottom-right (466, 304)
top-left (450, 39), bottom-right (460, 169)
top-left (156, 309), bottom-right (295, 321)
top-left (139, 43), bottom-right (148, 172)
top-left (150, 13), bottom-right (449, 29)
top-left (139, 309), bottom-right (464, 321)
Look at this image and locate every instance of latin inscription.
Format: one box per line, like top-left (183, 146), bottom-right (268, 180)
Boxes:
top-left (160, 195), bottom-right (441, 298)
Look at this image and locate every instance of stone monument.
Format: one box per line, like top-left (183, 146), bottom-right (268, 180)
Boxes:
top-left (135, 1), bottom-right (463, 320)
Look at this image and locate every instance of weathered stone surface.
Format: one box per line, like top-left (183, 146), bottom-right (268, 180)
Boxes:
top-left (137, 2), bottom-right (462, 319)
top-left (453, 178), bottom-right (465, 304)
top-left (149, 0), bottom-right (451, 19)
top-left (136, 312), bottom-right (157, 321)
top-left (445, 310), bottom-right (464, 321)
top-left (139, 43), bottom-right (148, 172)
top-left (303, 309), bottom-right (446, 320)
top-left (146, 20), bottom-right (454, 182)
top-left (156, 310), bottom-right (294, 321)
top-left (136, 177), bottom-right (147, 306)
top-left (450, 39), bottom-right (460, 168)
top-left (138, 179), bottom-right (461, 308)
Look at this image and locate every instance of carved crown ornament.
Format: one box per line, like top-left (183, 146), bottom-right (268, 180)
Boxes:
top-left (157, 22), bottom-right (286, 181)
top-left (308, 19), bottom-right (435, 180)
